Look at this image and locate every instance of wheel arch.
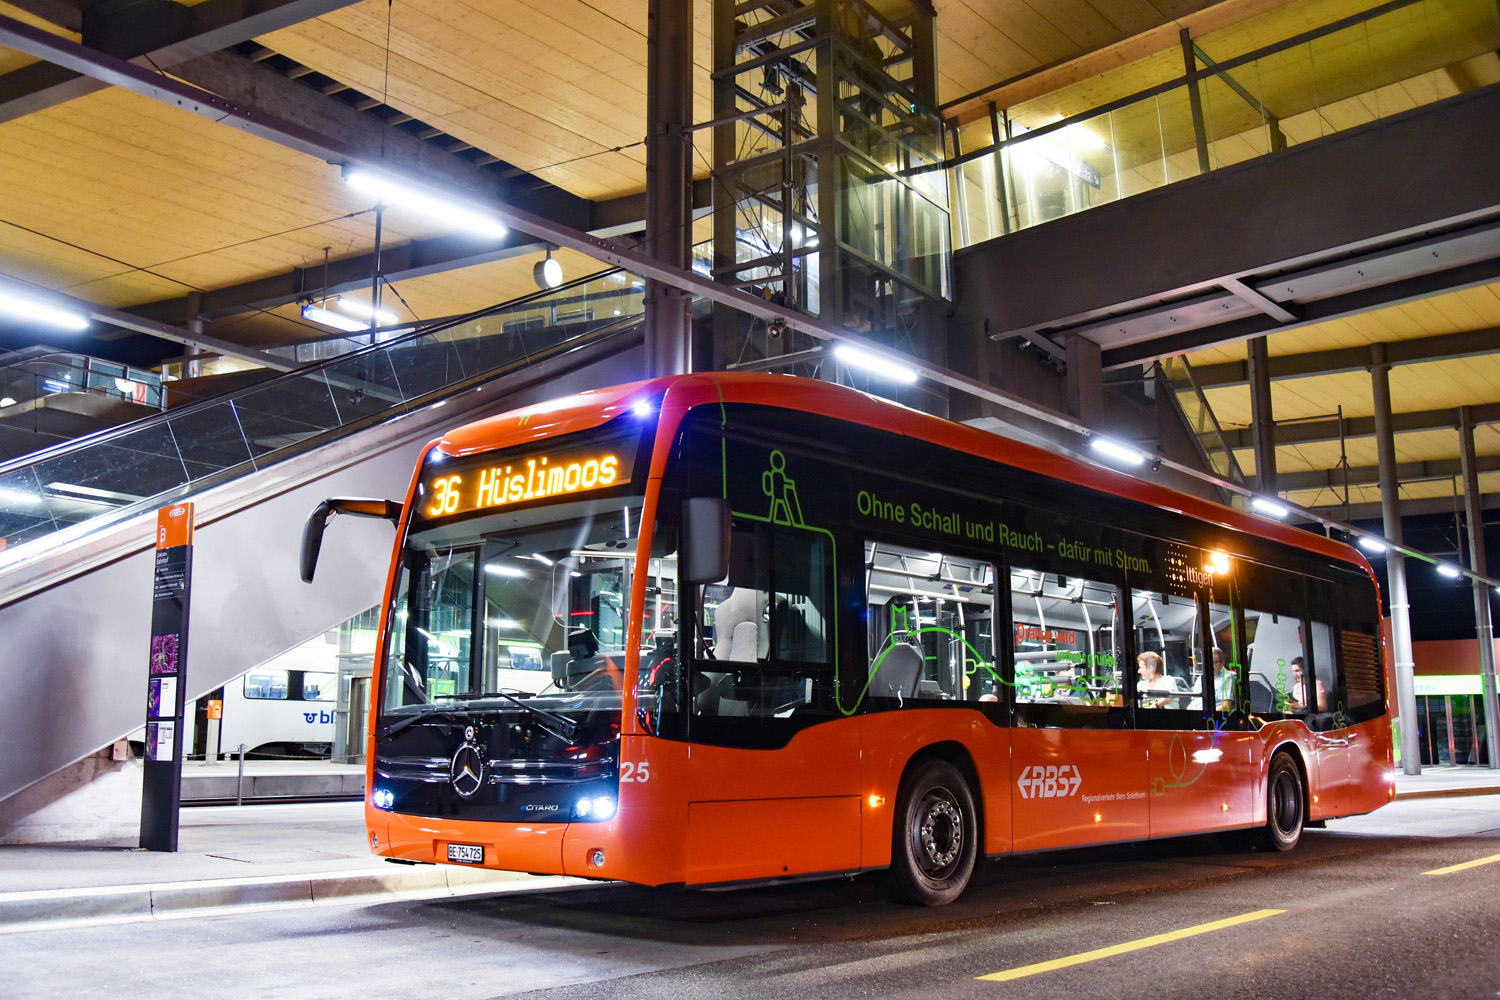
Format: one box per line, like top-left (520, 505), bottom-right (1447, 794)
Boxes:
top-left (899, 740), bottom-right (986, 850)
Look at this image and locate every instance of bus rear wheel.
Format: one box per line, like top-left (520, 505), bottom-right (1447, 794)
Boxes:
top-left (1259, 753), bottom-right (1305, 852)
top-left (888, 759), bottom-right (977, 906)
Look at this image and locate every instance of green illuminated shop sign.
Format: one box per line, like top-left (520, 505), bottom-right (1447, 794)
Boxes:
top-left (1413, 675), bottom-right (1483, 697)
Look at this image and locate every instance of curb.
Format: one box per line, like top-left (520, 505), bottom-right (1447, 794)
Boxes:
top-left (0, 865), bottom-right (589, 933)
top-left (1395, 784), bottom-right (1500, 801)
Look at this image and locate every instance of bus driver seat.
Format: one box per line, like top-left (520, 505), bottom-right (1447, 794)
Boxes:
top-left (695, 588), bottom-right (758, 716)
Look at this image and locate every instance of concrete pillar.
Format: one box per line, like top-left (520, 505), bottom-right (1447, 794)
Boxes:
top-left (1460, 405), bottom-right (1500, 767)
top-left (1064, 335), bottom-right (1103, 427)
top-left (644, 0), bottom-right (692, 377)
top-left (1372, 344), bottom-right (1420, 774)
top-left (1247, 335), bottom-right (1276, 493)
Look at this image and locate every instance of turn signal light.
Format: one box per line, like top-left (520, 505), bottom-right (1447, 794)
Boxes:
top-left (868, 795), bottom-right (886, 808)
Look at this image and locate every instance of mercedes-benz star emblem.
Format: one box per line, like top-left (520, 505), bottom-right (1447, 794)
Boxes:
top-left (450, 741), bottom-right (484, 799)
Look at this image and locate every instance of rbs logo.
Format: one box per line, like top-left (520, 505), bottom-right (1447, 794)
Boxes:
top-left (1016, 764), bottom-right (1083, 799)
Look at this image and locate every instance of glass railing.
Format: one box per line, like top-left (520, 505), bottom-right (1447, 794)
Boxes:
top-left (1159, 355), bottom-right (1249, 505)
top-left (0, 266), bottom-right (647, 559)
top-left (943, 0), bottom-right (1499, 247)
top-left (263, 271), bottom-right (648, 365)
top-left (0, 347), bottom-right (165, 412)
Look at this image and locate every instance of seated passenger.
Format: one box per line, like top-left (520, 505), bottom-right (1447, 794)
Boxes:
top-left (1137, 651), bottom-right (1181, 708)
top-left (1287, 656), bottom-right (1328, 713)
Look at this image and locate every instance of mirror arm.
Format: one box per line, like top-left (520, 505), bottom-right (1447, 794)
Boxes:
top-left (300, 497), bottom-right (403, 583)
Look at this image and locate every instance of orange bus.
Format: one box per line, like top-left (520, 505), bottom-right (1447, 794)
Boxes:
top-left (302, 372), bottom-right (1393, 904)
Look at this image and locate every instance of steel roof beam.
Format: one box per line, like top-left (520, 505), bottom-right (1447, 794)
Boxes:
top-left (1276, 454), bottom-right (1500, 492)
top-left (1190, 327), bottom-right (1500, 389)
top-left (1300, 491), bottom-right (1500, 521)
top-left (0, 0), bottom-right (358, 123)
top-left (0, 275), bottom-right (295, 371)
top-left (1218, 401), bottom-right (1500, 449)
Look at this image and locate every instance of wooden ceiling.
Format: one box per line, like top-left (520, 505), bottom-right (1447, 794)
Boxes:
top-left (1186, 281), bottom-right (1500, 512)
top-left (0, 0), bottom-right (1494, 516)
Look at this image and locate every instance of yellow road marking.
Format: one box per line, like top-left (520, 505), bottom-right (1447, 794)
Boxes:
top-left (975, 909), bottom-right (1286, 983)
top-left (1423, 852), bottom-right (1500, 876)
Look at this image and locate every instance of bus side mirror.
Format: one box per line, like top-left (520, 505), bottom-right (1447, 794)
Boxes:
top-left (682, 498), bottom-right (730, 585)
top-left (300, 497), bottom-right (403, 583)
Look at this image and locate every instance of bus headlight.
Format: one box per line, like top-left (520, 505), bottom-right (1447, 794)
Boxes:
top-left (372, 788), bottom-right (394, 810)
top-left (574, 795), bottom-right (616, 821)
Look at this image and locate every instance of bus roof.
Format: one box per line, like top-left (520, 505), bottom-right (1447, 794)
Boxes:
top-left (434, 372), bottom-right (1372, 574)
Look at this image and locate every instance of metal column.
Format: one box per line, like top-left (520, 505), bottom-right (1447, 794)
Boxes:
top-left (1247, 335), bottom-right (1276, 494)
top-left (644, 0), bottom-right (692, 377)
top-left (1460, 405), bottom-right (1500, 767)
top-left (1372, 344), bottom-right (1420, 774)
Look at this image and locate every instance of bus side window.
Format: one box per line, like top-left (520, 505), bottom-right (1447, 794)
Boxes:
top-left (1130, 589), bottom-right (1202, 712)
top-left (864, 541), bottom-right (995, 706)
top-left (1238, 563), bottom-right (1307, 717)
top-left (1012, 567), bottom-right (1124, 727)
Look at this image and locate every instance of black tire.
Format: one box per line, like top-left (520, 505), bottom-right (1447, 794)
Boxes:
top-left (1258, 753), bottom-right (1305, 852)
top-left (887, 759), bottom-right (978, 906)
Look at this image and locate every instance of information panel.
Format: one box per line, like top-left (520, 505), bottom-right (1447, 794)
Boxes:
top-left (140, 503), bottom-right (194, 852)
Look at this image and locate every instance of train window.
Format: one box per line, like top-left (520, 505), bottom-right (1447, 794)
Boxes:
top-left (302, 672), bottom-right (336, 702)
top-left (244, 669), bottom-right (288, 700)
top-left (864, 541), bottom-right (995, 706)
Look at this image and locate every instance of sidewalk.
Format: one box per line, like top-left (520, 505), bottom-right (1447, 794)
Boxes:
top-left (1393, 764), bottom-right (1500, 800)
top-left (0, 801), bottom-right (585, 933)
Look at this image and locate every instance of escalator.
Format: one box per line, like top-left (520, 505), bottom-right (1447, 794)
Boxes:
top-left (0, 266), bottom-right (651, 806)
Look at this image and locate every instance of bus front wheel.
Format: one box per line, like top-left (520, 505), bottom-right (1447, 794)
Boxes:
top-left (1259, 753), bottom-right (1304, 852)
top-left (888, 759), bottom-right (977, 906)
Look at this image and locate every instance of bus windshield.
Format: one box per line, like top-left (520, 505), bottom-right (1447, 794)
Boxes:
top-left (381, 495), bottom-right (648, 718)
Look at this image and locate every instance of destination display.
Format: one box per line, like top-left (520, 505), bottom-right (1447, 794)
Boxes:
top-left (419, 437), bottom-right (637, 521)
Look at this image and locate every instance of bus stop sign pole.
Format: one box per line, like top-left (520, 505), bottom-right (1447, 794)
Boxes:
top-left (140, 503), bottom-right (195, 852)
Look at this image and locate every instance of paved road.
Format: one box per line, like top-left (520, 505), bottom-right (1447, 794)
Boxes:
top-left (6, 797), bottom-right (1500, 999)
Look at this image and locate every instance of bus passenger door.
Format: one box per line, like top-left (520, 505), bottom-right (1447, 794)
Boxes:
top-left (682, 519), bottom-right (863, 885)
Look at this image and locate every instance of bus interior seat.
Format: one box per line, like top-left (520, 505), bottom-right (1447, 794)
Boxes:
top-left (552, 628), bottom-right (607, 689)
top-left (871, 642), bottom-right (923, 699)
top-left (917, 678), bottom-right (947, 700)
top-left (1248, 675), bottom-right (1276, 713)
top-left (694, 671), bottom-right (732, 714)
top-left (713, 588), bottom-right (760, 662)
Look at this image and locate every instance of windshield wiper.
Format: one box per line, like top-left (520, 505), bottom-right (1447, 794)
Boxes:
top-left (475, 689), bottom-right (578, 741)
top-left (380, 703), bottom-right (467, 739)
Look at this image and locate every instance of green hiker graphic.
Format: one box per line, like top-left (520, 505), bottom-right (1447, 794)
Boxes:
top-left (762, 450), bottom-right (805, 526)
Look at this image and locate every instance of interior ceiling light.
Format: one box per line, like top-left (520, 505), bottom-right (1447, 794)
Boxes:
top-left (834, 343), bottom-right (918, 384)
top-left (0, 287), bottom-right (89, 332)
top-left (1251, 497), bottom-right (1289, 519)
top-left (1357, 536), bottom-right (1387, 554)
top-left (343, 166), bottom-right (508, 239)
top-left (534, 249), bottom-right (563, 290)
top-left (301, 303), bottom-right (368, 333)
top-left (336, 295), bottom-right (399, 326)
top-left (1087, 436), bottom-right (1145, 468)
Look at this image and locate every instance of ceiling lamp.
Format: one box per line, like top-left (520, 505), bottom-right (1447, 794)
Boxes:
top-left (1087, 436), bottom-right (1146, 468)
top-left (534, 249), bottom-right (563, 290)
top-left (342, 166), bottom-right (508, 239)
top-left (1251, 497), bottom-right (1289, 519)
top-left (336, 295), bottom-right (399, 326)
top-left (834, 343), bottom-right (918, 384)
top-left (0, 287), bottom-right (89, 332)
top-left (301, 303), bottom-right (368, 333)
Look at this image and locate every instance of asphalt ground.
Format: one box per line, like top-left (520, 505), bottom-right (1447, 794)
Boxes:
top-left (3, 794), bottom-right (1499, 1000)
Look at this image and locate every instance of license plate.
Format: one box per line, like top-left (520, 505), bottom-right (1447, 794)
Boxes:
top-left (447, 843), bottom-right (484, 865)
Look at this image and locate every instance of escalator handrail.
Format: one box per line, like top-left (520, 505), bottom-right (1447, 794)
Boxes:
top-left (0, 262), bottom-right (632, 480)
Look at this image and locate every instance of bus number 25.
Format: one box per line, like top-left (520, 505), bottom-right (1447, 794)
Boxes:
top-left (620, 761), bottom-right (651, 783)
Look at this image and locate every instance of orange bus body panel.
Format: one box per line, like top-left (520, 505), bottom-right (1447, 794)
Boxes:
top-left (363, 373), bottom-right (1392, 886)
top-left (858, 711), bottom-right (1012, 863)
